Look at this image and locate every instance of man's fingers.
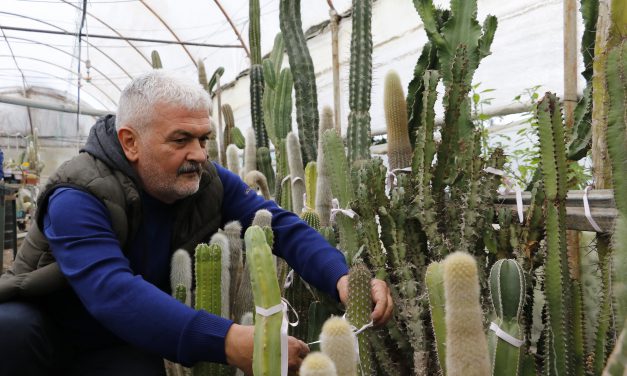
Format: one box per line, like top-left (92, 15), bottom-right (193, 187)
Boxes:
top-left (370, 279), bottom-right (393, 326)
top-left (287, 337), bottom-right (310, 375)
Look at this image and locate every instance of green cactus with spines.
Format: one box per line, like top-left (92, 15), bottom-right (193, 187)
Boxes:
top-left (307, 301), bottom-right (333, 349)
top-left (287, 132), bottom-right (306, 214)
top-left (171, 249), bottom-right (192, 306)
top-left (222, 104), bottom-right (235, 148)
top-left (304, 162), bottom-right (317, 211)
top-left (197, 59), bottom-right (208, 90)
top-left (230, 126), bottom-right (245, 149)
top-left (425, 261), bottom-right (446, 375)
top-left (384, 70), bottom-right (412, 170)
top-left (174, 284), bottom-right (187, 305)
top-left (489, 259), bottom-right (526, 376)
top-left (286, 272), bottom-right (316, 341)
top-left (537, 92), bottom-right (578, 376)
top-left (319, 226), bottom-right (337, 248)
top-left (193, 243), bottom-right (228, 376)
top-left (262, 33), bottom-right (288, 147)
top-left (250, 65), bottom-right (268, 149)
top-left (151, 50), bottom-right (162, 69)
top-left (249, 0), bottom-right (261, 65)
top-left (206, 128), bottom-right (219, 163)
top-left (300, 352), bottom-right (338, 376)
top-left (279, 0), bottom-right (318, 165)
top-left (320, 316), bottom-right (358, 376)
top-left (245, 226), bottom-right (282, 376)
top-left (222, 220), bottom-right (244, 322)
top-left (207, 67), bottom-right (225, 95)
top-left (443, 252), bottom-right (491, 376)
top-left (316, 106), bottom-right (334, 227)
top-left (300, 211), bottom-right (321, 231)
top-left (346, 0), bottom-right (373, 166)
top-left (346, 263), bottom-right (373, 375)
top-left (210, 233), bottom-right (231, 320)
top-left (276, 140), bottom-right (292, 211)
top-left (257, 147), bottom-right (275, 196)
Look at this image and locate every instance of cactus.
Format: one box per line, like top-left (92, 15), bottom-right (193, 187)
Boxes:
top-left (170, 249), bottom-right (192, 306)
top-left (249, 0), bottom-right (262, 65)
top-left (222, 104), bottom-right (235, 148)
top-left (307, 300), bottom-right (334, 348)
top-left (250, 64), bottom-right (269, 148)
top-left (207, 67), bottom-right (225, 95)
top-left (230, 126), bottom-right (246, 149)
top-left (245, 170), bottom-right (271, 200)
top-left (244, 127), bottom-right (257, 175)
top-left (489, 259), bottom-right (526, 376)
top-left (210, 233), bottom-right (230, 319)
top-left (345, 263), bottom-right (373, 375)
top-left (285, 271), bottom-right (317, 340)
top-left (245, 226), bottom-right (282, 376)
top-left (425, 261), bottom-right (446, 375)
top-left (384, 70), bottom-right (412, 170)
top-left (537, 93), bottom-right (578, 375)
top-left (602, 321), bottom-right (627, 376)
top-left (226, 144), bottom-right (241, 176)
top-left (316, 106), bottom-right (334, 227)
top-left (207, 122), bottom-right (220, 163)
top-left (304, 162), bottom-right (317, 211)
top-left (320, 316), bottom-right (358, 376)
top-left (151, 50), bottom-right (163, 69)
top-left (321, 129), bottom-right (358, 260)
top-left (287, 132), bottom-right (306, 214)
top-left (346, 0), bottom-right (373, 166)
top-left (256, 147), bottom-right (275, 196)
top-left (300, 211), bottom-right (321, 231)
top-left (198, 59), bottom-right (208, 90)
top-left (279, 0), bottom-right (318, 165)
top-left (222, 221), bottom-right (244, 321)
top-left (193, 243), bottom-right (227, 376)
top-left (300, 352), bottom-right (338, 376)
top-left (443, 252), bottom-right (490, 376)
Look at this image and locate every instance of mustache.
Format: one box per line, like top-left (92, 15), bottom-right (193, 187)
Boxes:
top-left (177, 161), bottom-right (208, 176)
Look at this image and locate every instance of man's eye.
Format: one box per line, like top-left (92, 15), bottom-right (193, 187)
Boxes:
top-left (173, 138), bottom-right (187, 144)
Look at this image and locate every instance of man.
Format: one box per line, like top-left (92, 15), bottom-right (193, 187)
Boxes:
top-left (0, 70), bottom-right (393, 375)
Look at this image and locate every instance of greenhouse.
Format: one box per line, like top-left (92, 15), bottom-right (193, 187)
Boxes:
top-left (0, 0), bottom-right (625, 375)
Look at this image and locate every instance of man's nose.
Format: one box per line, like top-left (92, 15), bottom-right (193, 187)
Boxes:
top-left (188, 139), bottom-right (207, 161)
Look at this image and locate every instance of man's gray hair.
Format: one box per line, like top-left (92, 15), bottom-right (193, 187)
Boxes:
top-left (116, 70), bottom-right (212, 131)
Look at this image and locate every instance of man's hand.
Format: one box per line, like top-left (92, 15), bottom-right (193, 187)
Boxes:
top-left (224, 323), bottom-right (310, 375)
top-left (336, 275), bottom-right (394, 326)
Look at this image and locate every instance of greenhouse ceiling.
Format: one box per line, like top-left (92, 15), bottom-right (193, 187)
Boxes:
top-left (0, 0), bottom-right (354, 112)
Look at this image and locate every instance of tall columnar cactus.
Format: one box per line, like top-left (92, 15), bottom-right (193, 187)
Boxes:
top-left (245, 226), bottom-right (282, 376)
top-left (249, 0), bottom-right (262, 65)
top-left (244, 127), bottom-right (257, 175)
top-left (425, 261), bottom-right (446, 375)
top-left (384, 70), bottom-right (412, 170)
top-left (346, 0), bottom-right (373, 166)
top-left (231, 126), bottom-right (246, 149)
top-left (222, 103), bottom-right (235, 148)
top-left (443, 252), bottom-right (490, 376)
top-left (287, 132), bottom-right (306, 214)
top-left (250, 64), bottom-right (269, 148)
top-left (210, 233), bottom-right (230, 320)
top-left (222, 220), bottom-right (244, 321)
top-left (345, 263), bottom-right (373, 375)
top-left (304, 162), bottom-right (317, 211)
top-left (207, 122), bottom-right (220, 163)
top-left (279, 0), bottom-right (319, 165)
top-left (489, 259), bottom-right (526, 376)
top-left (321, 129), bottom-right (357, 259)
top-left (193, 243), bottom-right (227, 376)
top-left (257, 147), bottom-right (276, 195)
top-left (320, 316), bottom-right (358, 376)
top-left (300, 352), bottom-right (338, 376)
top-left (151, 50), bottom-right (163, 69)
top-left (170, 249), bottom-right (192, 306)
top-left (198, 59), bottom-right (208, 90)
top-left (316, 106), bottom-right (334, 226)
top-left (226, 144), bottom-right (241, 176)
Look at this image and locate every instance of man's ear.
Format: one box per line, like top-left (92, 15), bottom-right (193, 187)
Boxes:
top-left (118, 127), bottom-right (140, 162)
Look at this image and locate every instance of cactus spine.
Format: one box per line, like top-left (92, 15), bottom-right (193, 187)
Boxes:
top-left (287, 132), bottom-right (306, 214)
top-left (384, 70), bottom-right (412, 170)
top-left (443, 252), bottom-right (490, 376)
top-left (346, 263), bottom-right (373, 375)
top-left (279, 0), bottom-right (319, 165)
top-left (489, 259), bottom-right (526, 376)
top-left (347, 0), bottom-right (373, 166)
top-left (245, 226), bottom-right (282, 376)
top-left (316, 106), bottom-right (334, 227)
top-left (320, 316), bottom-right (358, 376)
top-left (301, 352), bottom-right (338, 376)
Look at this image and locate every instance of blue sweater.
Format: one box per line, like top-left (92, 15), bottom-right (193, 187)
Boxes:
top-left (42, 163), bottom-right (348, 366)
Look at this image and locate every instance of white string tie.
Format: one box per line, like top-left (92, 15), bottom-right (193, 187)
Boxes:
top-left (255, 298), bottom-right (299, 376)
top-left (306, 316), bottom-right (374, 362)
top-left (483, 167), bottom-right (506, 176)
top-left (386, 167), bottom-right (412, 190)
top-left (281, 175), bottom-right (291, 186)
top-left (584, 186), bottom-right (603, 233)
top-left (292, 176), bottom-right (304, 185)
top-left (330, 198), bottom-right (357, 224)
top-left (490, 322), bottom-right (524, 348)
top-left (283, 269), bottom-right (295, 289)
